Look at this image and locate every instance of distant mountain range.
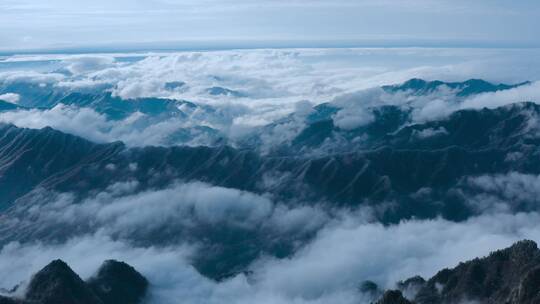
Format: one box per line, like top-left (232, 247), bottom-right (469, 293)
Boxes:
top-left (0, 78), bottom-right (533, 149)
top-left (382, 78), bottom-right (530, 97)
top-left (2, 100), bottom-right (539, 217)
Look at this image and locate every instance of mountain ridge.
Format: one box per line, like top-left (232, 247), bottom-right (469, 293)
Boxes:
top-left (0, 259), bottom-right (147, 304)
top-left (2, 100), bottom-right (540, 217)
top-left (376, 240), bottom-right (540, 304)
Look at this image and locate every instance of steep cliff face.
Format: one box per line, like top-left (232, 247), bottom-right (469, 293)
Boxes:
top-left (379, 240), bottom-right (540, 304)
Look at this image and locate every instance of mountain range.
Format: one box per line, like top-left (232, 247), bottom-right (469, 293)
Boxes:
top-left (0, 78), bottom-right (539, 302)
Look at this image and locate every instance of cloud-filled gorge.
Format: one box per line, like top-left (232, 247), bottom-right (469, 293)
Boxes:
top-left (2, 48), bottom-right (540, 303)
top-left (4, 181), bottom-right (540, 304)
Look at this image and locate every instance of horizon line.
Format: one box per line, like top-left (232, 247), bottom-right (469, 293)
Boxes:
top-left (2, 38), bottom-right (539, 56)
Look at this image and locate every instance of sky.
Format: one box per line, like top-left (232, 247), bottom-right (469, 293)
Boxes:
top-left (1, 0), bottom-right (539, 51)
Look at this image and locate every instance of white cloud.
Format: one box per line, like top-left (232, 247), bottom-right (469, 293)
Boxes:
top-left (413, 127), bottom-right (448, 139)
top-left (2, 174), bottom-right (540, 303)
top-left (0, 93), bottom-right (20, 104)
top-left (64, 56), bottom-right (117, 75)
top-left (467, 172), bottom-right (540, 202)
top-left (250, 212), bottom-right (540, 301)
top-left (332, 107), bottom-right (374, 130)
top-left (412, 98), bottom-right (455, 122)
top-left (330, 88), bottom-right (389, 130)
top-left (0, 104), bottom-right (224, 147)
top-left (1, 48), bottom-right (540, 153)
top-left (2, 209), bottom-right (540, 304)
top-left (10, 182), bottom-right (328, 243)
top-left (0, 70), bottom-right (65, 84)
top-left (460, 81), bottom-right (540, 110)
top-left (0, 181), bottom-right (335, 303)
top-left (0, 104), bottom-right (111, 142)
top-left (0, 231), bottom-right (359, 304)
top-left (463, 172), bottom-right (540, 213)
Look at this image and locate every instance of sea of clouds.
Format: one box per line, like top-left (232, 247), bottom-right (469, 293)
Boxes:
top-left (1, 176), bottom-right (540, 303)
top-left (1, 48), bottom-right (540, 303)
top-left (1, 48), bottom-right (540, 148)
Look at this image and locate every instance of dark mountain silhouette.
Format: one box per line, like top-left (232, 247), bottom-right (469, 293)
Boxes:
top-left (376, 290), bottom-right (413, 304)
top-left (205, 86), bottom-right (246, 97)
top-left (278, 101), bottom-right (540, 156)
top-left (0, 260), bottom-right (147, 304)
top-left (87, 260), bottom-right (148, 304)
top-left (0, 100), bottom-right (20, 112)
top-left (378, 240), bottom-right (540, 304)
top-left (25, 260), bottom-right (104, 304)
top-left (0, 124), bottom-right (124, 210)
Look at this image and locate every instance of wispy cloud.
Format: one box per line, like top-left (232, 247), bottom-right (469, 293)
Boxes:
top-left (2, 185), bottom-right (540, 304)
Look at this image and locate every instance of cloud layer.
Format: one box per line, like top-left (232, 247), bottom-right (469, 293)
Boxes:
top-left (0, 176), bottom-right (540, 303)
top-left (1, 48), bottom-right (540, 149)
top-left (2, 207), bottom-right (540, 303)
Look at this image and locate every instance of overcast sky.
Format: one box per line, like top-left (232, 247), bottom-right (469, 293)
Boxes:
top-left (1, 0), bottom-right (539, 51)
